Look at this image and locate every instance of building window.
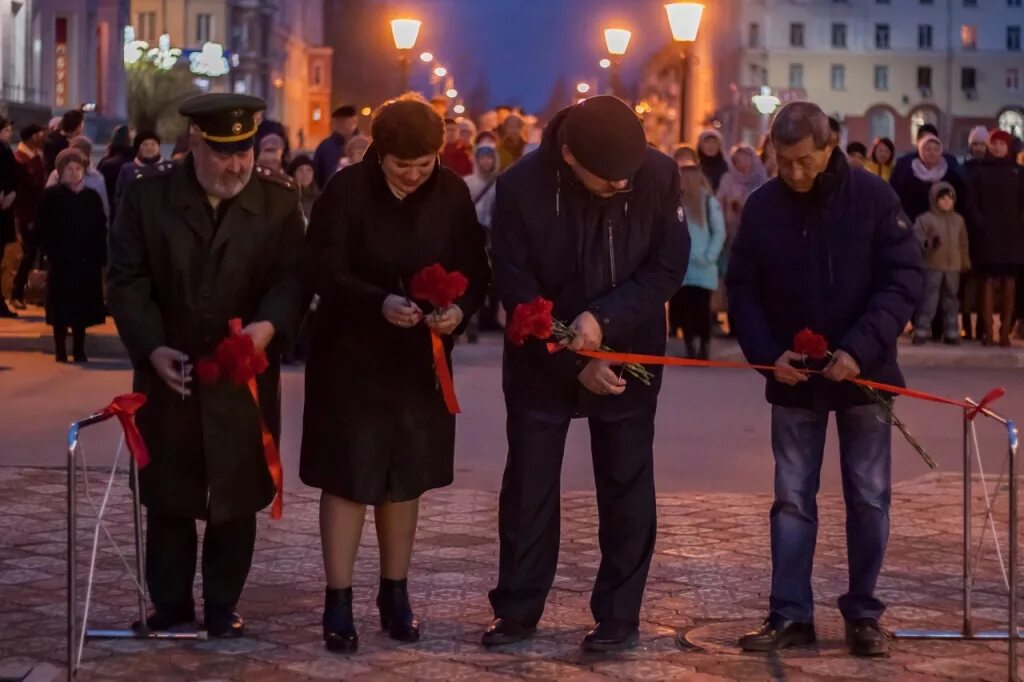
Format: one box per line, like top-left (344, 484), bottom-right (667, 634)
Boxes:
top-left (1009, 26), bottom-right (1022, 50)
top-left (877, 0), bottom-right (890, 4)
top-left (919, 25), bottom-right (933, 48)
top-left (790, 23), bottom-right (805, 47)
top-left (918, 66), bottom-right (933, 90)
top-left (875, 24), bottom-right (891, 48)
top-left (789, 63), bottom-right (804, 89)
top-left (868, 108), bottom-right (896, 140)
top-left (137, 11), bottom-right (157, 42)
top-left (832, 23), bottom-right (847, 48)
top-left (748, 22), bottom-right (760, 48)
top-left (312, 62), bottom-right (323, 87)
top-left (1012, 0), bottom-right (1023, 7)
top-left (874, 65), bottom-right (889, 90)
top-left (961, 66), bottom-right (977, 90)
top-left (831, 64), bottom-right (846, 90)
top-left (920, 0), bottom-right (933, 4)
top-left (962, 24), bottom-right (978, 49)
top-left (1007, 67), bottom-right (1021, 90)
top-left (964, 0), bottom-right (977, 5)
top-left (196, 13), bottom-right (212, 44)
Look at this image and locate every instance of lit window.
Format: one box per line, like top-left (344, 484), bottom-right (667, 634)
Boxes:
top-left (961, 25), bottom-right (978, 49)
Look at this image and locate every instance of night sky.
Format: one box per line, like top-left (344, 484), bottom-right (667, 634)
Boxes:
top-left (390, 0), bottom-right (679, 113)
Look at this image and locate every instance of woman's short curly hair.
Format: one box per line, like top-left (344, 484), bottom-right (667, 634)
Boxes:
top-left (370, 93), bottom-right (444, 160)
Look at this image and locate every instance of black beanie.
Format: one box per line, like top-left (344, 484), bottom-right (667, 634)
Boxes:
top-left (132, 130), bottom-right (161, 157)
top-left (563, 95), bottom-right (647, 181)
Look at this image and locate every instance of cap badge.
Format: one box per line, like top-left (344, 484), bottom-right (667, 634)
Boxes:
top-left (231, 122), bottom-right (243, 135)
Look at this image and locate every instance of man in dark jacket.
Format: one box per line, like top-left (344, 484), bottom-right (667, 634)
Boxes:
top-left (43, 109), bottom-right (84, 174)
top-left (312, 105), bottom-right (358, 189)
top-left (484, 96), bottom-right (690, 652)
top-left (10, 123), bottom-right (48, 309)
top-left (727, 102), bottom-right (923, 657)
top-left (107, 93), bottom-right (306, 638)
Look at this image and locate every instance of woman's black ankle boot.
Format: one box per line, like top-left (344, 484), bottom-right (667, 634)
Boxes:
top-left (376, 577), bottom-right (420, 642)
top-left (323, 587), bottom-right (358, 653)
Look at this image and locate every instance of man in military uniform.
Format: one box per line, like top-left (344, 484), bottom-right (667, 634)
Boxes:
top-left (107, 94), bottom-right (306, 637)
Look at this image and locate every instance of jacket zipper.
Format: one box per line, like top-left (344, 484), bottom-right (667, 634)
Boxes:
top-left (607, 218), bottom-right (617, 287)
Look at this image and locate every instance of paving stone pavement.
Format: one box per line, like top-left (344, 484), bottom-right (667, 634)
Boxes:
top-left (1, 466), bottom-right (1021, 681)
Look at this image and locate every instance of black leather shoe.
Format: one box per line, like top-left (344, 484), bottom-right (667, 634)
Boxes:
top-left (738, 614), bottom-right (816, 652)
top-left (846, 618), bottom-right (889, 657)
top-left (205, 609), bottom-right (245, 638)
top-left (132, 604), bottom-right (196, 633)
top-left (481, 618), bottom-right (537, 647)
top-left (323, 587), bottom-right (358, 653)
top-left (377, 577), bottom-right (420, 643)
top-left (582, 620), bottom-right (640, 653)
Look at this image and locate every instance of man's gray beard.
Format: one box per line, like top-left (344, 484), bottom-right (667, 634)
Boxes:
top-left (198, 168), bottom-right (252, 200)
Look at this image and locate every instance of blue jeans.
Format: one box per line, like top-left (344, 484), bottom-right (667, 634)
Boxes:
top-left (769, 403), bottom-right (892, 623)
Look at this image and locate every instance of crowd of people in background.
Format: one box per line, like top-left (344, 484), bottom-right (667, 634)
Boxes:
top-left (1, 97), bottom-right (1023, 360)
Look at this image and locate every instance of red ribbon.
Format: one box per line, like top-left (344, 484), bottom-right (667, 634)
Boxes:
top-left (98, 393), bottom-right (150, 469)
top-left (431, 330), bottom-right (461, 414)
top-left (566, 348), bottom-right (1005, 415)
top-left (246, 378), bottom-right (283, 520)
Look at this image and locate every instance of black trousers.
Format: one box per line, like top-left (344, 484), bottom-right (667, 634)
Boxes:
top-left (669, 285), bottom-right (712, 341)
top-left (53, 325), bottom-right (86, 361)
top-left (11, 224), bottom-right (38, 301)
top-left (145, 510), bottom-right (256, 615)
top-left (489, 407), bottom-right (657, 626)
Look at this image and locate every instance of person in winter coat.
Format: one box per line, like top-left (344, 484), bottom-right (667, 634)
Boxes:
top-left (285, 154), bottom-right (319, 221)
top-left (440, 117), bottom-right (474, 176)
top-left (313, 105), bottom-right (359, 189)
top-left (698, 128), bottom-right (729, 193)
top-left (888, 124), bottom-right (961, 201)
top-left (759, 134), bottom-right (778, 180)
top-left (113, 131), bottom-right (163, 219)
top-left (0, 117), bottom-right (18, 318)
top-left (255, 133), bottom-right (285, 172)
top-left (11, 122), bottom-right (48, 310)
top-left (463, 143), bottom-right (500, 228)
top-left (717, 144), bottom-right (768, 270)
top-left (912, 183), bottom-right (970, 344)
top-left (300, 95), bottom-right (490, 654)
top-left (727, 102), bottom-right (923, 658)
top-left (106, 93), bottom-right (307, 639)
top-left (497, 113), bottom-right (527, 170)
top-left (43, 109), bottom-right (84, 174)
top-left (891, 132), bottom-right (967, 223)
top-left (97, 125), bottom-right (134, 208)
top-left (964, 129), bottom-right (1024, 346)
top-left (484, 95), bottom-right (689, 653)
top-left (673, 143), bottom-right (699, 170)
top-left (36, 148), bottom-right (107, 362)
top-left (672, 163), bottom-right (725, 358)
top-left (864, 137), bottom-right (895, 181)
top-left (45, 137), bottom-right (110, 222)
top-left (335, 134), bottom-right (370, 172)
top-left (967, 126), bottom-right (990, 161)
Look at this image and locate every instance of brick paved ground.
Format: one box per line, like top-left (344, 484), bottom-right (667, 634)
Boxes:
top-left (0, 466), bottom-right (1020, 681)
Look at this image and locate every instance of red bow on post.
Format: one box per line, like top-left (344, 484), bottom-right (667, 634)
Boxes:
top-left (99, 393), bottom-right (150, 469)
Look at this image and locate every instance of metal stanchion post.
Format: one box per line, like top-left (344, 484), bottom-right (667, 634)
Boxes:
top-left (67, 428), bottom-right (77, 682)
top-left (130, 457), bottom-right (148, 635)
top-left (965, 408), bottom-right (974, 637)
top-left (1008, 419), bottom-right (1019, 681)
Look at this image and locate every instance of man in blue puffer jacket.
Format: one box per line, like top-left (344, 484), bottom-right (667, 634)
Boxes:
top-left (727, 102), bottom-right (924, 657)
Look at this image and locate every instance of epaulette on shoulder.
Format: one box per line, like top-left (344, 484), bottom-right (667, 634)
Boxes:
top-left (255, 165), bottom-right (297, 191)
top-left (133, 160), bottom-right (176, 181)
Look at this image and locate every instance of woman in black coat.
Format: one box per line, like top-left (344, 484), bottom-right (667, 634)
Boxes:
top-left (300, 95), bottom-right (490, 653)
top-left (964, 130), bottom-right (1024, 346)
top-left (0, 116), bottom-right (19, 318)
top-left (36, 148), bottom-right (107, 362)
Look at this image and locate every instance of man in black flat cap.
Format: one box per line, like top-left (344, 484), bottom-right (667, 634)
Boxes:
top-left (312, 104), bottom-right (360, 189)
top-left (483, 95), bottom-right (691, 651)
top-left (107, 93), bottom-right (307, 637)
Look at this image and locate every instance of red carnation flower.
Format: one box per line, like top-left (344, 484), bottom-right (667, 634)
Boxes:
top-left (794, 328), bottom-right (829, 360)
top-left (410, 264), bottom-right (469, 309)
top-left (196, 358), bottom-right (221, 385)
top-left (508, 297), bottom-right (555, 345)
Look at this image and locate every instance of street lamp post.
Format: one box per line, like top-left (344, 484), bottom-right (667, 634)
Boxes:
top-left (664, 2), bottom-right (705, 143)
top-left (603, 28), bottom-right (631, 100)
top-left (390, 18), bottom-right (422, 93)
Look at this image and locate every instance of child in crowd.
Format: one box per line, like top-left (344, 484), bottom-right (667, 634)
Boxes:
top-left (913, 182), bottom-right (970, 345)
